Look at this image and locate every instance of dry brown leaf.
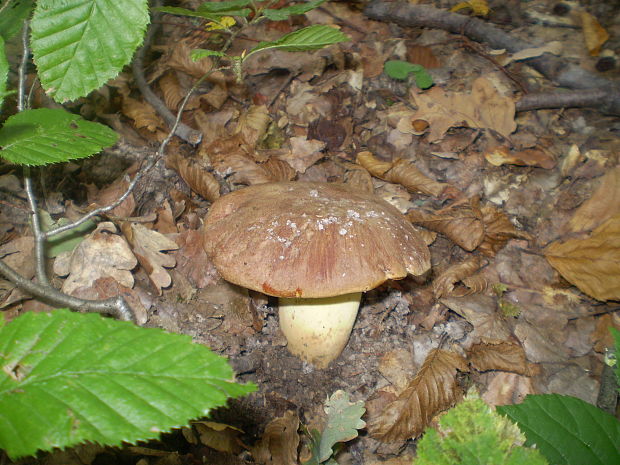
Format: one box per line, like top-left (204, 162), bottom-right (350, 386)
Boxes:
top-left (278, 137), bottom-right (326, 174)
top-left (484, 146), bottom-right (556, 169)
top-left (545, 214), bottom-right (620, 301)
top-left (88, 176), bottom-right (136, 218)
top-left (214, 152), bottom-right (274, 186)
top-left (54, 222), bottom-right (137, 295)
top-left (194, 108), bottom-right (236, 146)
top-left (357, 151), bottom-right (447, 197)
top-left (432, 256), bottom-right (484, 298)
top-left (407, 44), bottom-right (441, 68)
top-left (478, 204), bottom-right (531, 256)
top-left (441, 295), bottom-right (513, 341)
top-left (196, 281), bottom-right (253, 336)
top-left (122, 223), bottom-right (179, 295)
top-left (153, 200), bottom-right (178, 235)
top-left (591, 313), bottom-right (620, 353)
top-left (467, 340), bottom-right (532, 376)
top-left (410, 77), bottom-right (516, 143)
top-left (165, 38), bottom-right (214, 78)
top-left (193, 421), bottom-right (243, 454)
top-left (343, 163), bottom-right (375, 194)
top-left (251, 411), bottom-right (300, 465)
top-left (367, 349), bottom-right (468, 442)
top-left (261, 158), bottom-right (296, 182)
top-left (172, 229), bottom-right (219, 289)
top-left (158, 71), bottom-right (184, 111)
top-left (579, 11), bottom-right (609, 56)
top-left (122, 96), bottom-right (164, 132)
top-left (167, 152), bottom-right (221, 202)
top-left (408, 200), bottom-right (484, 251)
top-left (236, 105), bottom-right (271, 147)
top-left (482, 372), bottom-right (536, 407)
top-left (568, 166), bottom-right (620, 234)
top-left (202, 83), bottom-right (229, 110)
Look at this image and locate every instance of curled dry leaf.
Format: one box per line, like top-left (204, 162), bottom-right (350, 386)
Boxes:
top-left (158, 72), bottom-right (185, 111)
top-left (367, 349), bottom-right (468, 442)
top-left (281, 137), bottom-right (326, 174)
top-left (409, 77), bottom-right (516, 143)
top-left (88, 176), bottom-right (136, 218)
top-left (478, 204), bottom-right (531, 256)
top-left (467, 340), bottom-right (533, 376)
top-left (357, 151), bottom-right (447, 197)
top-left (165, 37), bottom-right (214, 78)
top-left (342, 162), bottom-right (375, 194)
top-left (408, 200), bottom-right (484, 251)
top-left (122, 96), bottom-right (165, 132)
top-left (251, 411), bottom-right (300, 465)
top-left (214, 152), bottom-right (275, 186)
top-left (121, 223), bottom-right (179, 295)
top-left (172, 229), bottom-right (220, 289)
top-left (167, 152), bottom-right (221, 202)
top-left (432, 255), bottom-right (485, 298)
top-left (545, 214), bottom-right (620, 301)
top-left (484, 146), bottom-right (556, 169)
top-left (54, 222), bottom-right (137, 295)
top-left (236, 105), bottom-right (271, 147)
top-left (193, 421), bottom-right (243, 454)
top-left (261, 158), bottom-right (296, 182)
top-left (567, 166), bottom-right (620, 234)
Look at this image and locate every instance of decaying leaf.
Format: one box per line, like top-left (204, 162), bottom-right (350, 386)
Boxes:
top-left (367, 349), bottom-right (468, 442)
top-left (158, 71), bottom-right (184, 111)
top-left (261, 158), bottom-right (297, 182)
top-left (165, 37), bottom-right (215, 78)
top-left (408, 199), bottom-right (484, 251)
top-left (484, 146), bottom-right (556, 170)
top-left (579, 10), bottom-right (609, 56)
top-left (357, 151), bottom-right (447, 197)
top-left (545, 214), bottom-right (620, 301)
top-left (88, 176), bottom-right (136, 218)
top-left (193, 421), bottom-right (243, 454)
top-left (467, 340), bottom-right (533, 376)
top-left (432, 255), bottom-right (485, 298)
top-left (167, 152), bottom-right (221, 202)
top-left (342, 162), bottom-right (375, 194)
top-left (409, 77), bottom-right (516, 143)
top-left (236, 105), bottom-right (271, 147)
top-left (122, 96), bottom-right (165, 132)
top-left (280, 136), bottom-right (326, 174)
top-left (482, 372), bottom-right (536, 407)
top-left (441, 295), bottom-right (513, 341)
top-left (54, 222), bottom-right (137, 295)
top-left (478, 204), bottom-right (531, 256)
top-left (213, 151), bottom-right (275, 186)
top-left (172, 229), bottom-right (220, 289)
top-left (567, 166), bottom-right (620, 234)
top-left (252, 411), bottom-right (300, 465)
top-left (121, 223), bottom-right (179, 294)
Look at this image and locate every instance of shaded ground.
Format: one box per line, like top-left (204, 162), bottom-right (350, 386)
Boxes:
top-left (2, 0), bottom-right (620, 464)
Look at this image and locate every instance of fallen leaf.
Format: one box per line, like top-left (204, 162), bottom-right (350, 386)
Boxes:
top-left (410, 77), bottom-right (516, 143)
top-left (467, 340), bottom-right (533, 376)
top-left (357, 151), bottom-right (447, 197)
top-left (482, 372), bottom-right (536, 407)
top-left (158, 71), bottom-right (184, 111)
top-left (406, 44), bottom-right (441, 69)
top-left (367, 349), bottom-right (468, 442)
top-left (122, 96), bottom-right (165, 132)
top-left (54, 222), bottom-right (137, 295)
top-left (441, 295), bottom-right (512, 341)
top-left (591, 313), bottom-right (620, 353)
top-left (484, 146), bottom-right (556, 169)
top-left (432, 255), bottom-right (485, 298)
top-left (503, 41), bottom-right (562, 64)
top-left (261, 157), bottom-right (297, 182)
top-left (378, 349), bottom-right (418, 392)
top-left (279, 137), bottom-right (326, 174)
top-left (195, 281), bottom-right (253, 336)
top-left (193, 421), bottom-right (243, 454)
top-left (122, 223), bottom-right (179, 294)
top-left (167, 152), bottom-right (221, 202)
top-left (172, 230), bottom-right (219, 289)
top-left (236, 105), bottom-right (271, 147)
top-left (567, 166), bottom-right (620, 233)
top-left (545, 214), bottom-right (620, 301)
top-left (478, 204), bottom-right (531, 256)
top-left (153, 200), bottom-right (178, 234)
top-left (88, 176), bottom-right (136, 218)
top-left (408, 199), bottom-right (484, 251)
top-left (251, 411), bottom-right (300, 465)
top-left (579, 10), bottom-right (609, 56)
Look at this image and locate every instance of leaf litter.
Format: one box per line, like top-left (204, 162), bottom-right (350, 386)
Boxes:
top-left (4, 0), bottom-right (620, 463)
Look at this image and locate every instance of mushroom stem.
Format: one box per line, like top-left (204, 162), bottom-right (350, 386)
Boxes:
top-left (278, 292), bottom-right (362, 368)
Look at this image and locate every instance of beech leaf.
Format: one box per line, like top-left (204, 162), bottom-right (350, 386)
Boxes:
top-left (467, 341), bottom-right (533, 376)
top-left (367, 349), bottom-right (468, 442)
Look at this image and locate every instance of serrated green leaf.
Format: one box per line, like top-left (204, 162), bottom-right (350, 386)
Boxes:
top-left (31, 0), bottom-right (149, 102)
top-left (190, 48), bottom-right (227, 62)
top-left (154, 6), bottom-right (223, 22)
top-left (247, 25), bottom-right (348, 58)
top-left (0, 36), bottom-right (8, 110)
top-left (0, 0), bottom-right (35, 41)
top-left (198, 0), bottom-right (251, 14)
top-left (40, 210), bottom-right (96, 258)
top-left (0, 309), bottom-right (256, 459)
top-left (318, 390), bottom-right (365, 463)
top-left (263, 0), bottom-right (326, 21)
top-left (0, 108), bottom-right (118, 166)
top-left (497, 394), bottom-right (620, 465)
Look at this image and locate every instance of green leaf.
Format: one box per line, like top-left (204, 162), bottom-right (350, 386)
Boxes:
top-left (0, 309), bottom-right (255, 459)
top-left (40, 210), bottom-right (96, 258)
top-left (412, 68), bottom-right (434, 90)
top-left (30, 0), bottom-right (150, 102)
top-left (0, 36), bottom-right (9, 110)
top-left (384, 60), bottom-right (433, 89)
top-left (154, 6), bottom-right (223, 22)
top-left (0, 0), bottom-right (35, 41)
top-left (611, 327), bottom-right (620, 390)
top-left (248, 25), bottom-right (348, 58)
top-left (497, 394), bottom-right (620, 465)
top-left (198, 0), bottom-right (251, 13)
top-left (0, 108), bottom-right (118, 166)
top-left (191, 49), bottom-right (227, 62)
top-left (263, 0), bottom-right (326, 21)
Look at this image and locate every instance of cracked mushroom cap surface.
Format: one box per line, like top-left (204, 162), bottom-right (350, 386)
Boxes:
top-left (203, 182), bottom-right (431, 298)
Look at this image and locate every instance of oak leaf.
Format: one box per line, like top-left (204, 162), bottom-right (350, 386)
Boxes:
top-left (367, 349), bottom-right (468, 442)
top-left (122, 223), bottom-right (179, 295)
top-left (545, 214), bottom-right (620, 301)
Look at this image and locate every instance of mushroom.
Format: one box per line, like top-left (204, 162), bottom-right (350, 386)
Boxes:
top-left (203, 182), bottom-right (430, 368)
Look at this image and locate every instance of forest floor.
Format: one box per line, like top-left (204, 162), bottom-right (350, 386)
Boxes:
top-left (1, 0), bottom-right (619, 464)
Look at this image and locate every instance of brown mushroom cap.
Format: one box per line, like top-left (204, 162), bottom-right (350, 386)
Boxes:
top-left (203, 182), bottom-right (430, 298)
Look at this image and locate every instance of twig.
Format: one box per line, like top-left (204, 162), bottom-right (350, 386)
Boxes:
top-left (364, 1), bottom-right (620, 115)
top-left (132, 2), bottom-right (202, 145)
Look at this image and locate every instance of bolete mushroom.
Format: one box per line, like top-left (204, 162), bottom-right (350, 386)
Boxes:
top-left (203, 182), bottom-right (430, 368)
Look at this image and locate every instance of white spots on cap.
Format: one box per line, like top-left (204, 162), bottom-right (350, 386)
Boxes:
top-left (316, 216), bottom-right (339, 230)
top-left (309, 189), bottom-right (319, 198)
top-left (339, 228), bottom-right (347, 236)
top-left (365, 210), bottom-right (381, 218)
